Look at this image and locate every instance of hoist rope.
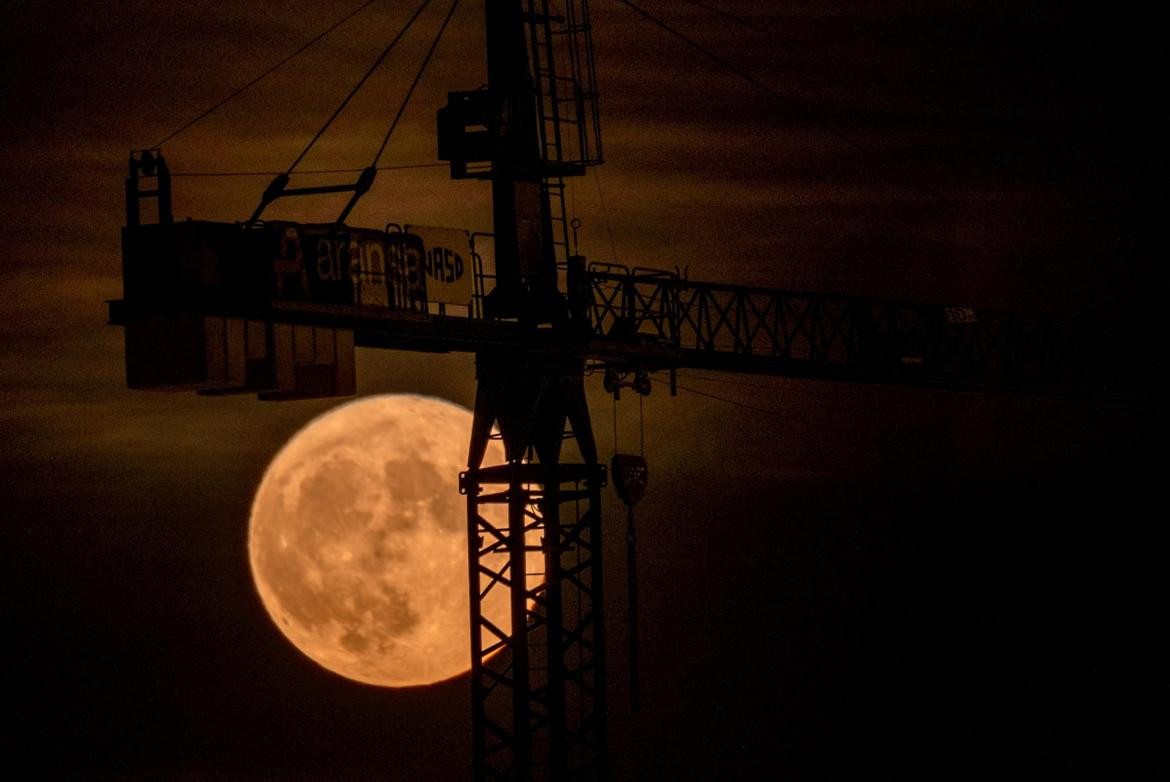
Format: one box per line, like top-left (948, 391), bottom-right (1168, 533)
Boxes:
top-left (608, 377), bottom-right (646, 714)
top-left (284, 0), bottom-right (434, 176)
top-left (368, 0), bottom-right (461, 168)
top-left (152, 0), bottom-right (382, 149)
top-left (639, 390), bottom-right (645, 457)
top-left (626, 502), bottom-right (640, 713)
top-left (612, 393), bottom-right (619, 452)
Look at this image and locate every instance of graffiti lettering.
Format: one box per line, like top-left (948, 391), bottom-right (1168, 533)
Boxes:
top-left (267, 222), bottom-right (429, 310)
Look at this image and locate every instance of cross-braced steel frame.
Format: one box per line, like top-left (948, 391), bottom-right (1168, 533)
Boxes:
top-left (585, 264), bottom-right (1156, 398)
top-left (461, 461), bottom-right (609, 781)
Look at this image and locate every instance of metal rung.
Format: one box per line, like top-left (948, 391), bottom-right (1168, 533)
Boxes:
top-left (535, 70), bottom-right (574, 83)
top-left (520, 12), bottom-right (564, 23)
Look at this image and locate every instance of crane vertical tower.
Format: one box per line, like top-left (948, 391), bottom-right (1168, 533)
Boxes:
top-left (444, 2), bottom-right (608, 779)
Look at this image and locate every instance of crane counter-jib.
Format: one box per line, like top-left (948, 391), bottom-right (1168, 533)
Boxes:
top-left (113, 217), bottom-right (486, 398)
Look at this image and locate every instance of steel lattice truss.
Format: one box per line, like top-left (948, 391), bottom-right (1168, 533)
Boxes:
top-left (585, 266), bottom-right (1157, 400)
top-left (462, 462), bottom-right (608, 782)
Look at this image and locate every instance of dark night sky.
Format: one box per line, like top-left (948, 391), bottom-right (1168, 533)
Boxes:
top-left (2, 1), bottom-right (1166, 779)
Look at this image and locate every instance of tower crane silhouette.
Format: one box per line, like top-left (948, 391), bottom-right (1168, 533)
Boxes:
top-left (110, 2), bottom-right (1157, 780)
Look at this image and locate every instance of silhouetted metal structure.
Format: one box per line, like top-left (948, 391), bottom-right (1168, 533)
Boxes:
top-left (110, 2), bottom-right (1159, 780)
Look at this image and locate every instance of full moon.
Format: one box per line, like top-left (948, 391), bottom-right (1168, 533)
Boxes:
top-left (248, 394), bottom-right (509, 687)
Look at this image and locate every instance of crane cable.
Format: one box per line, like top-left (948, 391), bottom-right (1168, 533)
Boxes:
top-left (283, 0), bottom-right (434, 177)
top-left (625, 490), bottom-right (640, 712)
top-left (651, 375), bottom-right (786, 418)
top-left (592, 168), bottom-right (621, 265)
top-left (171, 162), bottom-right (448, 178)
top-left (615, 0), bottom-right (953, 208)
top-left (677, 370), bottom-right (788, 391)
top-left (249, 0), bottom-right (442, 223)
top-left (369, 0), bottom-right (461, 169)
top-left (151, 0), bottom-right (383, 149)
top-left (334, 0), bottom-right (461, 223)
top-left (676, 0), bottom-right (798, 44)
top-left (611, 383), bottom-right (646, 713)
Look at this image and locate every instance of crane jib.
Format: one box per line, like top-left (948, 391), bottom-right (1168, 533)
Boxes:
top-left (112, 217), bottom-right (1156, 406)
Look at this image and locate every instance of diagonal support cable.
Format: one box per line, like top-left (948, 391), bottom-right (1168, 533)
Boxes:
top-left (372, 0), bottom-right (461, 167)
top-left (152, 0), bottom-right (382, 148)
top-left (285, 0), bottom-right (434, 175)
top-left (615, 0), bottom-right (953, 208)
top-left (247, 0), bottom-right (434, 223)
top-left (336, 0), bottom-right (463, 223)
